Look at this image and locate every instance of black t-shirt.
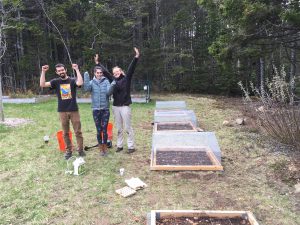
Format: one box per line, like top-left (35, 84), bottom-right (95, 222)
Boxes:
top-left (50, 77), bottom-right (78, 112)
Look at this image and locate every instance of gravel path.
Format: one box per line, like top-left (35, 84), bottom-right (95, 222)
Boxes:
top-left (0, 118), bottom-right (34, 127)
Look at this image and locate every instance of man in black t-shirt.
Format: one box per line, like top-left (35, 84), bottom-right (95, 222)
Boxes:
top-left (40, 63), bottom-right (85, 160)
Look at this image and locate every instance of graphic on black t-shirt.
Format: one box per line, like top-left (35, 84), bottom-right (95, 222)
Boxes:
top-left (60, 84), bottom-right (72, 100)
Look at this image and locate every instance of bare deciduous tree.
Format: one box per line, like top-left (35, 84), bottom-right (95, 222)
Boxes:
top-left (0, 1), bottom-right (18, 122)
top-left (0, 2), bottom-right (8, 122)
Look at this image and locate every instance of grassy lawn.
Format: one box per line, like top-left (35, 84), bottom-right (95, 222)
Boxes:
top-left (0, 94), bottom-right (299, 225)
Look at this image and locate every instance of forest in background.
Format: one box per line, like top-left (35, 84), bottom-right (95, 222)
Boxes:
top-left (0, 0), bottom-right (300, 95)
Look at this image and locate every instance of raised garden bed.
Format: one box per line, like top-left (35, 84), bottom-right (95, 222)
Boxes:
top-left (152, 132), bottom-right (222, 163)
top-left (154, 110), bottom-right (198, 127)
top-left (155, 101), bottom-right (187, 110)
top-left (154, 122), bottom-right (197, 132)
top-left (147, 210), bottom-right (259, 225)
top-left (150, 147), bottom-right (223, 171)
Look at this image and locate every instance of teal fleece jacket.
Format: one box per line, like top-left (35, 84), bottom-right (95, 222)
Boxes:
top-left (83, 72), bottom-right (115, 109)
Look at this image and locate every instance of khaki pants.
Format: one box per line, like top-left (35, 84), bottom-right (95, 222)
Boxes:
top-left (59, 111), bottom-right (83, 152)
top-left (112, 106), bottom-right (135, 149)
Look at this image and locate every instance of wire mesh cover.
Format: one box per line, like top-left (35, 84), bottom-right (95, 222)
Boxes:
top-left (152, 132), bottom-right (221, 162)
top-left (155, 101), bottom-right (187, 110)
top-left (156, 149), bottom-right (213, 165)
top-left (154, 110), bottom-right (198, 127)
top-left (156, 122), bottom-right (195, 131)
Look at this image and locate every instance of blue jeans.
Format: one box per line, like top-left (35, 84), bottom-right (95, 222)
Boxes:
top-left (92, 109), bottom-right (110, 144)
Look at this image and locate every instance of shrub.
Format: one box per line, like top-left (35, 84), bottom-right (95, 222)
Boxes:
top-left (238, 66), bottom-right (300, 150)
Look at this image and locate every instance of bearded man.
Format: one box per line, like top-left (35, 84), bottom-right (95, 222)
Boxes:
top-left (40, 63), bottom-right (85, 160)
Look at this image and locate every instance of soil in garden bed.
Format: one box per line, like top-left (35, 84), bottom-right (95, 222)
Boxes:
top-left (157, 123), bottom-right (194, 131)
top-left (156, 216), bottom-right (252, 225)
top-left (156, 151), bottom-right (212, 165)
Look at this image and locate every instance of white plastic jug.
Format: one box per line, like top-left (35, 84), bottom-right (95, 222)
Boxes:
top-left (73, 157), bottom-right (85, 175)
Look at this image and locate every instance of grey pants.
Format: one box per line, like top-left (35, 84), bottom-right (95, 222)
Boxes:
top-left (112, 106), bottom-right (135, 149)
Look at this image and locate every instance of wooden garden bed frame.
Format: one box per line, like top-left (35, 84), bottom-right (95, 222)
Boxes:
top-left (148, 210), bottom-right (259, 225)
top-left (153, 121), bottom-right (197, 132)
top-left (150, 146), bottom-right (223, 171)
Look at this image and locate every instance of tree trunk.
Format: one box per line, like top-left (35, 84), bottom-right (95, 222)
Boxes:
top-left (0, 1), bottom-right (5, 121)
top-left (260, 57), bottom-right (265, 97)
top-left (155, 0), bottom-right (160, 35)
top-left (17, 9), bottom-right (26, 92)
top-left (256, 59), bottom-right (260, 90)
top-left (0, 61), bottom-right (4, 122)
top-left (290, 47), bottom-right (296, 101)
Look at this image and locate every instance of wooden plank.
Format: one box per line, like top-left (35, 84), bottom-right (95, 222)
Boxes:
top-left (151, 147), bottom-right (223, 171)
top-left (150, 148), bottom-right (156, 169)
top-left (206, 151), bottom-right (221, 165)
top-left (151, 210), bottom-right (259, 224)
top-left (247, 211), bottom-right (260, 225)
top-left (153, 121), bottom-right (197, 133)
top-left (150, 164), bottom-right (223, 171)
top-left (150, 211), bottom-right (156, 225)
top-left (153, 148), bottom-right (157, 166)
top-left (158, 210), bottom-right (247, 218)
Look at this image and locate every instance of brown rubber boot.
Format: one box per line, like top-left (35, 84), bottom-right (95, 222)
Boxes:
top-left (98, 144), bottom-right (103, 154)
top-left (101, 144), bottom-right (108, 156)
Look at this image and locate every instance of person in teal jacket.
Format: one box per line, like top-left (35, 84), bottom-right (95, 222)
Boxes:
top-left (84, 66), bottom-right (115, 156)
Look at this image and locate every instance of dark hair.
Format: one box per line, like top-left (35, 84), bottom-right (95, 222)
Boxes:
top-left (94, 66), bottom-right (103, 73)
top-left (55, 63), bottom-right (66, 71)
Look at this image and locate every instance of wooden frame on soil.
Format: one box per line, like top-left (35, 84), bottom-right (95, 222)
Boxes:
top-left (150, 146), bottom-right (223, 171)
top-left (148, 210), bottom-right (259, 225)
top-left (153, 121), bottom-right (197, 132)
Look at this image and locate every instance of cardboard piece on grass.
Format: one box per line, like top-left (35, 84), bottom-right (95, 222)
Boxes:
top-left (116, 186), bottom-right (136, 197)
top-left (125, 177), bottom-right (147, 190)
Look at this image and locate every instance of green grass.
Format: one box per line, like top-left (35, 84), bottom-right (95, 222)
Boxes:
top-left (0, 94), bottom-right (299, 225)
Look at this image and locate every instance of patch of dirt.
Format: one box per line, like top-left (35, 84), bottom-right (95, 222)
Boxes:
top-left (156, 216), bottom-right (251, 225)
top-left (209, 191), bottom-right (238, 209)
top-left (137, 121), bottom-right (153, 130)
top-left (156, 151), bottom-right (213, 166)
top-left (0, 118), bottom-right (33, 127)
top-left (213, 97), bottom-right (258, 131)
top-left (268, 156), bottom-right (300, 186)
top-left (202, 173), bottom-right (219, 181)
top-left (213, 97), bottom-right (243, 109)
top-left (179, 172), bottom-right (202, 180)
top-left (178, 171), bottom-right (220, 181)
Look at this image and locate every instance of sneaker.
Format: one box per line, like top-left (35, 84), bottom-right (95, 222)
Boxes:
top-left (116, 147), bottom-right (123, 152)
top-left (127, 148), bottom-right (135, 154)
top-left (107, 140), bottom-right (112, 148)
top-left (78, 151), bottom-right (86, 157)
top-left (64, 151), bottom-right (73, 160)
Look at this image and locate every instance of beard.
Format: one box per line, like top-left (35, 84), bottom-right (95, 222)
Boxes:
top-left (59, 73), bottom-right (67, 79)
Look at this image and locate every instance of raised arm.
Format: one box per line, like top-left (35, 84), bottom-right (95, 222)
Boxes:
top-left (107, 80), bottom-right (116, 96)
top-left (40, 65), bottom-right (51, 88)
top-left (83, 71), bottom-right (92, 92)
top-left (126, 47), bottom-right (140, 80)
top-left (94, 54), bottom-right (114, 82)
top-left (72, 64), bottom-right (83, 86)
